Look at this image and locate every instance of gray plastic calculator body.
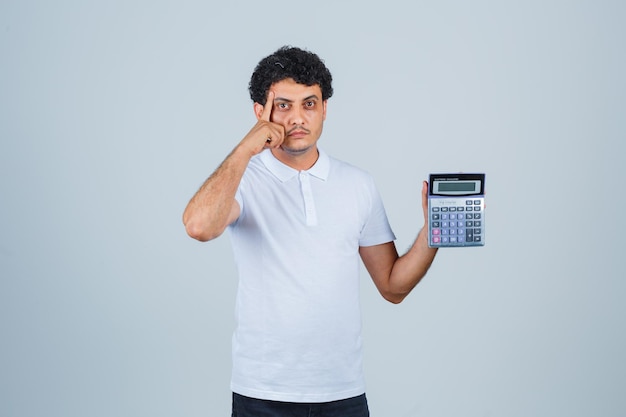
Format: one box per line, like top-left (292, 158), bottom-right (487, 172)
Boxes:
top-left (428, 173), bottom-right (485, 248)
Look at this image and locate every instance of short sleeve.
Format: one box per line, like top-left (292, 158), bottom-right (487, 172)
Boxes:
top-left (358, 178), bottom-right (396, 247)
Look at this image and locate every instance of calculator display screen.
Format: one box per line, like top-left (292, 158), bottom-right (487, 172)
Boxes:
top-left (432, 179), bottom-right (482, 196)
top-left (438, 182), bottom-right (477, 192)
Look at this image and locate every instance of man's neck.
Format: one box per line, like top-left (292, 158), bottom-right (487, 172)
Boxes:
top-left (271, 146), bottom-right (320, 171)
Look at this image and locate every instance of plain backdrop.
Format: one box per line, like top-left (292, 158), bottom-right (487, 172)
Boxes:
top-left (1, 1), bottom-right (625, 416)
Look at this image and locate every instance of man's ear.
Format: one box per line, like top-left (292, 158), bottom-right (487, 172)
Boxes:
top-left (253, 102), bottom-right (264, 120)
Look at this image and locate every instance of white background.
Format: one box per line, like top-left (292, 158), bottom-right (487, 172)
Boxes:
top-left (1, 1), bottom-right (625, 416)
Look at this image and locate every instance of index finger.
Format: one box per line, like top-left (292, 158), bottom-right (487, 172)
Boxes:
top-left (421, 181), bottom-right (429, 212)
top-left (261, 91), bottom-right (274, 122)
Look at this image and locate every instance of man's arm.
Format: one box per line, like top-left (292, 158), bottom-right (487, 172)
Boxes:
top-left (359, 181), bottom-right (438, 304)
top-left (183, 92), bottom-right (284, 241)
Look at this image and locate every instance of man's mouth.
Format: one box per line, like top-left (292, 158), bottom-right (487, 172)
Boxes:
top-left (287, 127), bottom-right (310, 137)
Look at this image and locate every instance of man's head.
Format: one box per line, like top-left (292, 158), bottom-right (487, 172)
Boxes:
top-left (249, 46), bottom-right (333, 105)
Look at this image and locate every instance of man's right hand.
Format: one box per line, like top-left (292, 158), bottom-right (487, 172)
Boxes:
top-left (240, 91), bottom-right (285, 156)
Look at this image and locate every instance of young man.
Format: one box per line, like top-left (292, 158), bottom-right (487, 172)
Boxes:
top-left (183, 46), bottom-right (438, 417)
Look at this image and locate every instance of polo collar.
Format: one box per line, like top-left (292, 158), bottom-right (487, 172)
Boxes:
top-left (260, 148), bottom-right (330, 182)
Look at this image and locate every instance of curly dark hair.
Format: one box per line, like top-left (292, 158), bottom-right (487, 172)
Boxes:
top-left (248, 46), bottom-right (333, 105)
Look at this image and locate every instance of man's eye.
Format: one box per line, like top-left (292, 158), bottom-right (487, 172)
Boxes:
top-left (277, 103), bottom-right (289, 110)
top-left (305, 101), bottom-right (315, 108)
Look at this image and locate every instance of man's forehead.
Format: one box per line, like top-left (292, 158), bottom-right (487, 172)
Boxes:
top-left (270, 79), bottom-right (322, 100)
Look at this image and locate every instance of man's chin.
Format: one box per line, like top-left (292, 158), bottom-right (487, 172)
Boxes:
top-left (280, 144), bottom-right (314, 155)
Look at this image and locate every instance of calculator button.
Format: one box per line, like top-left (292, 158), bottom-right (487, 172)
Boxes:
top-left (474, 207), bottom-right (481, 212)
top-left (458, 222), bottom-right (464, 227)
top-left (441, 228), bottom-right (449, 235)
top-left (450, 237), bottom-right (457, 243)
top-left (441, 214), bottom-right (449, 220)
top-left (457, 236), bottom-right (465, 243)
top-left (474, 200), bottom-right (481, 205)
top-left (432, 214), bottom-right (440, 220)
top-left (449, 229), bottom-right (456, 235)
top-left (442, 237), bottom-right (449, 243)
top-left (457, 207), bottom-right (464, 212)
top-left (432, 228), bottom-right (440, 235)
top-left (432, 207), bottom-right (440, 212)
top-left (442, 221), bottom-right (449, 228)
top-left (432, 221), bottom-right (440, 227)
top-left (457, 213), bottom-right (464, 219)
top-left (466, 221), bottom-right (473, 227)
top-left (450, 214), bottom-right (457, 220)
top-left (474, 228), bottom-right (481, 234)
top-left (474, 236), bottom-right (482, 242)
top-left (441, 207), bottom-right (449, 212)
top-left (450, 207), bottom-right (456, 212)
top-left (474, 213), bottom-right (481, 219)
top-left (474, 221), bottom-right (481, 227)
top-left (466, 213), bottom-right (473, 219)
top-left (432, 236), bottom-right (440, 244)
top-left (466, 200), bottom-right (473, 205)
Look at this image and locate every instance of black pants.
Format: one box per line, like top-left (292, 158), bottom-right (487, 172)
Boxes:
top-left (232, 392), bottom-right (370, 417)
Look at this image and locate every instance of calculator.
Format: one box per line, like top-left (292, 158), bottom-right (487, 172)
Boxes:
top-left (428, 173), bottom-right (485, 248)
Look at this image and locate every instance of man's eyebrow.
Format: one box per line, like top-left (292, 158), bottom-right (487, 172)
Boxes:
top-left (273, 94), bottom-right (321, 102)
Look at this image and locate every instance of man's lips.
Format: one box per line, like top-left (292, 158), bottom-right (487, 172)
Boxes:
top-left (287, 128), bottom-right (310, 137)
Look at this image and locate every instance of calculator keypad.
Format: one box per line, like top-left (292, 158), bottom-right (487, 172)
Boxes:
top-left (429, 198), bottom-right (485, 247)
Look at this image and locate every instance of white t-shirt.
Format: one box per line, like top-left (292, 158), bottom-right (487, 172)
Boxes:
top-left (228, 148), bottom-right (395, 402)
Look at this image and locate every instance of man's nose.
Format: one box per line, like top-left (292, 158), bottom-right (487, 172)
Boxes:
top-left (289, 107), bottom-right (304, 124)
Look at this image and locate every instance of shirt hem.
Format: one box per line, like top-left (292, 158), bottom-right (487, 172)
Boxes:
top-left (231, 383), bottom-right (366, 403)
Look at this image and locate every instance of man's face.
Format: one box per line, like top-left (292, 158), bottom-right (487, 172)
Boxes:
top-left (258, 78), bottom-right (327, 156)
